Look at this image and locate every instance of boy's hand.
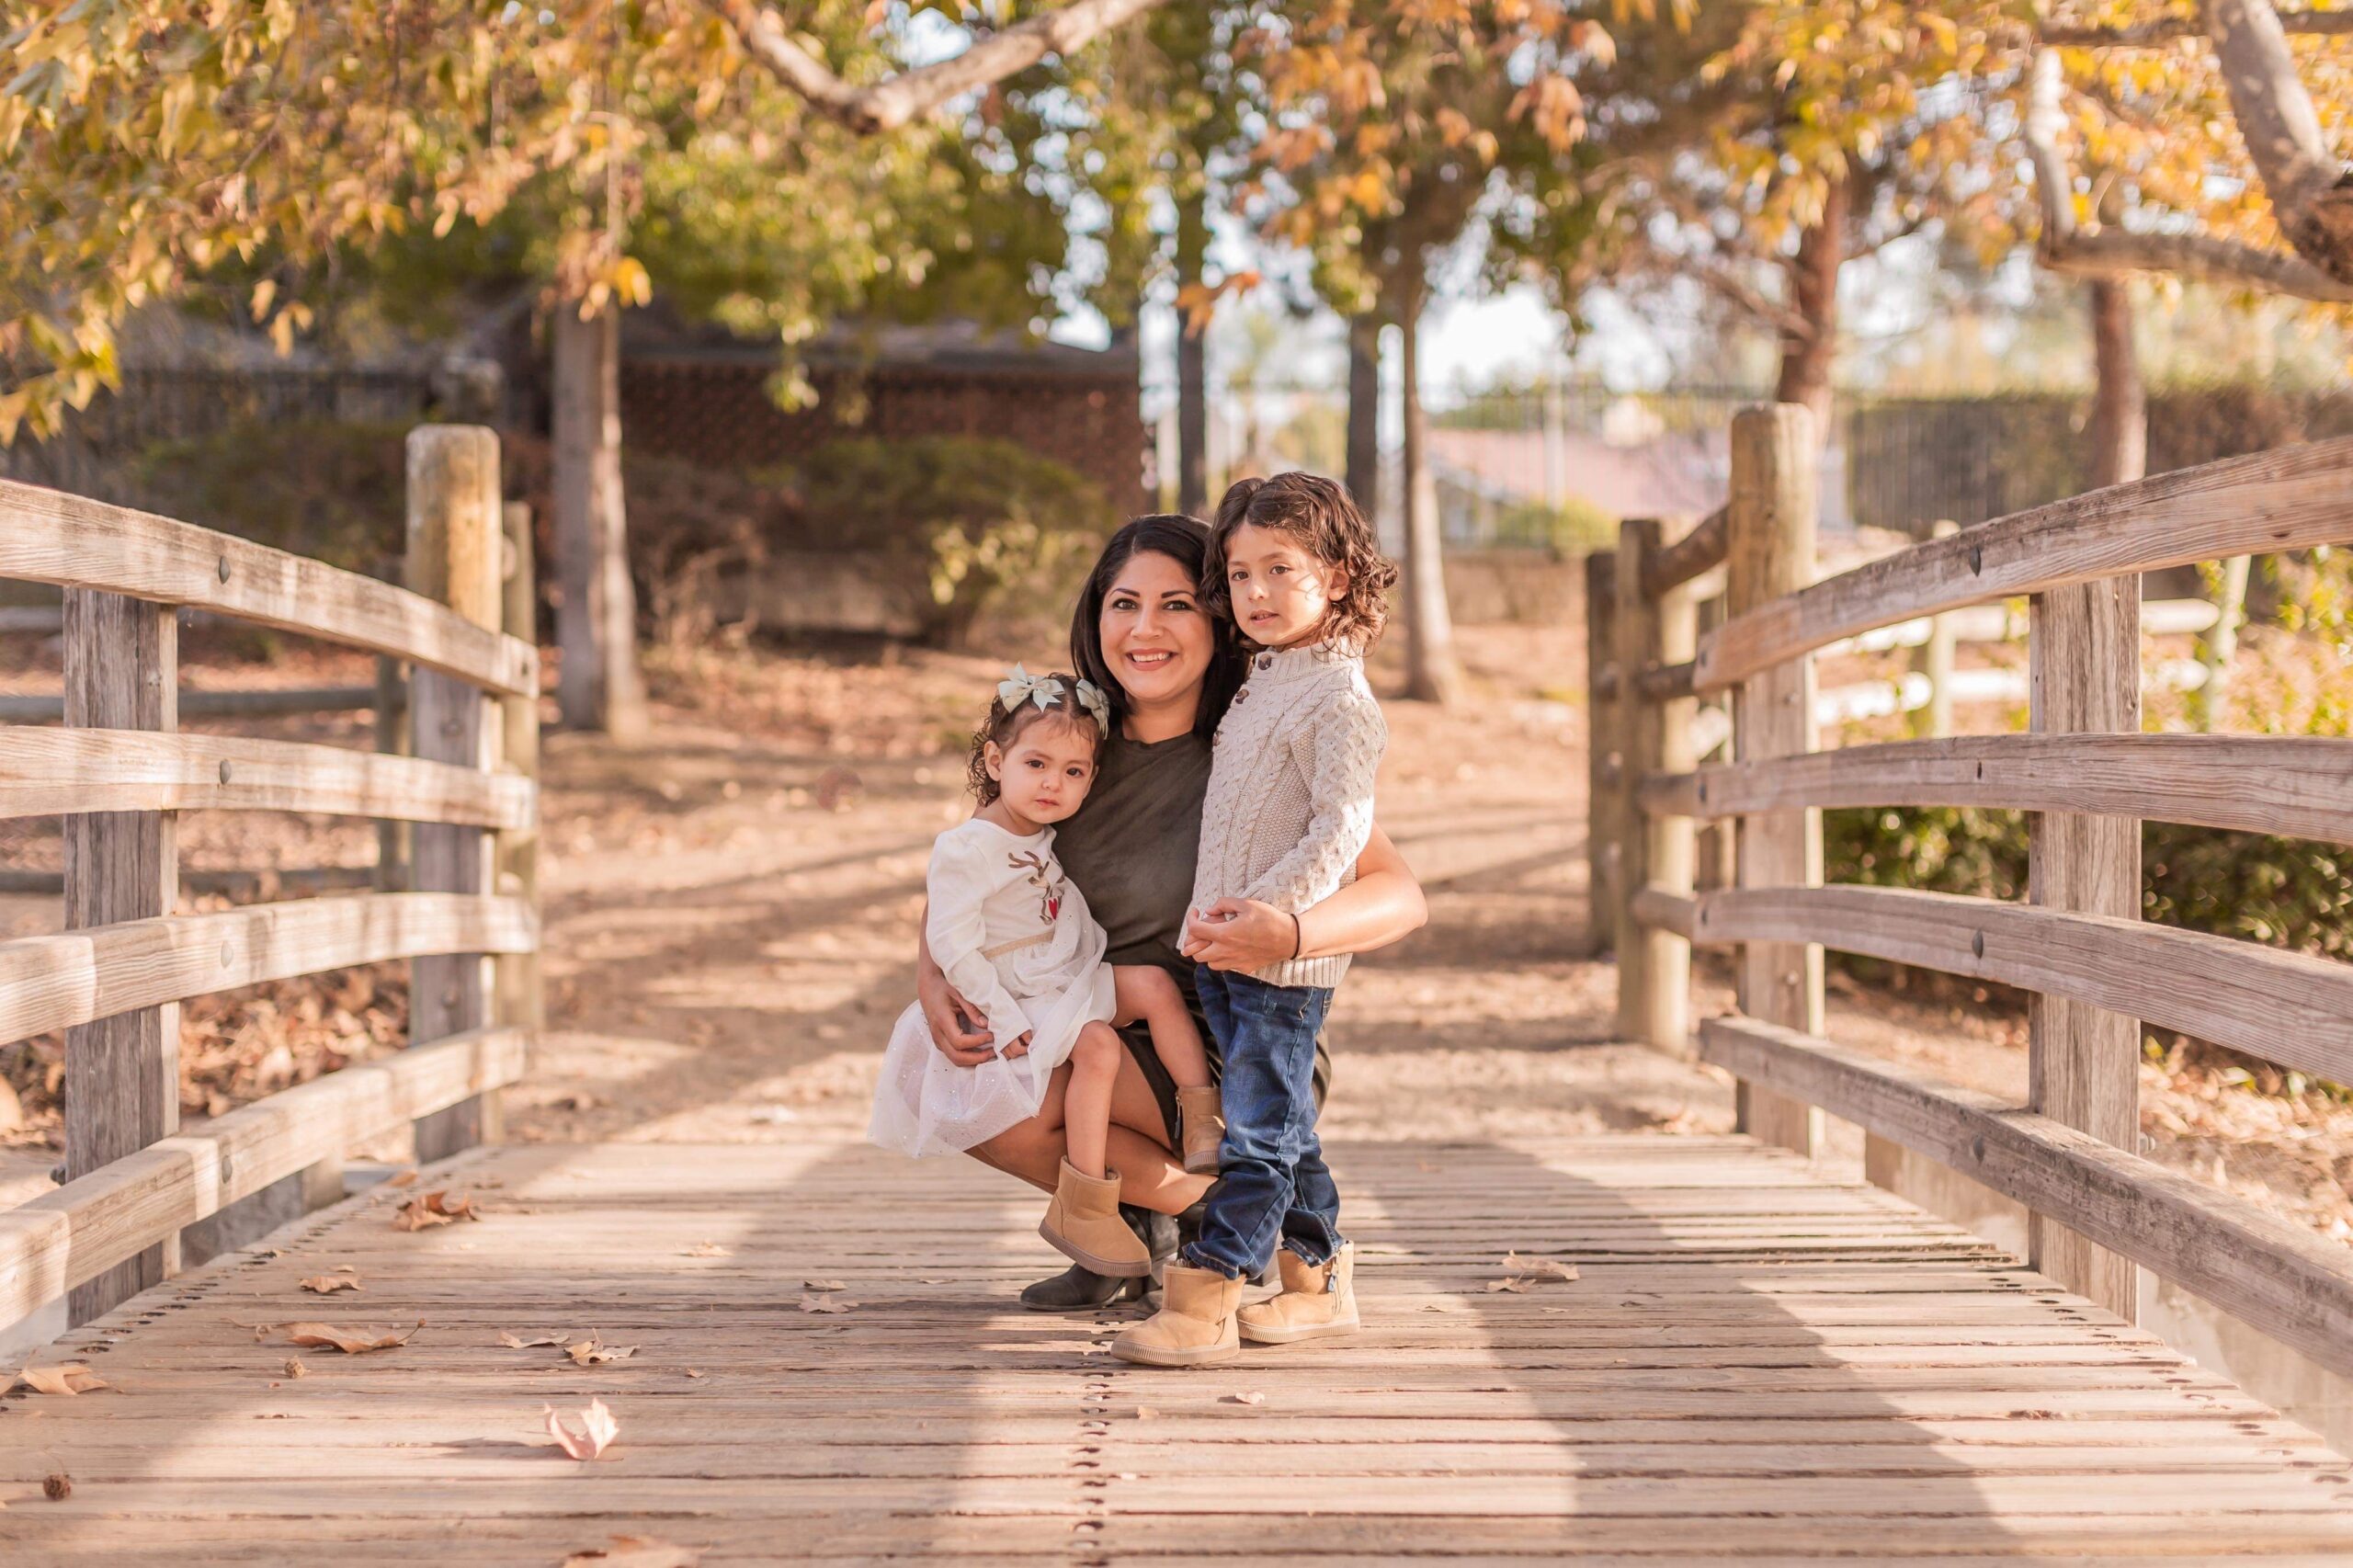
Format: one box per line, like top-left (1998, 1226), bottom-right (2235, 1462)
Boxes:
top-left (917, 966), bottom-right (995, 1066)
top-left (1182, 898), bottom-right (1296, 971)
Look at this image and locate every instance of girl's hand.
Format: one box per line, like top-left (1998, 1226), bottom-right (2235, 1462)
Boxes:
top-left (917, 961), bottom-right (996, 1067)
top-left (1181, 898), bottom-right (1298, 971)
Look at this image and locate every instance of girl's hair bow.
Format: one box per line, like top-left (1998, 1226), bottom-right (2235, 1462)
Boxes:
top-left (995, 665), bottom-right (1111, 736)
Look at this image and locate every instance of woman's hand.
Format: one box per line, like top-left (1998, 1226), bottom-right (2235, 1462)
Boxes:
top-left (916, 952), bottom-right (997, 1066)
top-left (1181, 898), bottom-right (1299, 971)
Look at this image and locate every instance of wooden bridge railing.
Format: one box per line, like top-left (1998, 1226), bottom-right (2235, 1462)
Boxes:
top-left (0, 426), bottom-right (541, 1328)
top-left (1591, 407), bottom-right (2353, 1379)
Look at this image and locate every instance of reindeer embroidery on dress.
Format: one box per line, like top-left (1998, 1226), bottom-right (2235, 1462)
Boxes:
top-left (1007, 850), bottom-right (1065, 926)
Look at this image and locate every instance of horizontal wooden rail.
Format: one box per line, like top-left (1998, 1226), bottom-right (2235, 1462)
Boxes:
top-left (1689, 884), bottom-right (2353, 1088)
top-left (0, 892), bottom-right (537, 1047)
top-left (0, 866), bottom-right (378, 900)
top-left (1640, 507), bottom-right (1728, 599)
top-left (1634, 659), bottom-right (1698, 702)
top-left (0, 685), bottom-right (384, 723)
top-left (1695, 436), bottom-right (2353, 693)
top-left (0, 1026), bottom-right (529, 1324)
top-left (0, 481), bottom-right (536, 698)
top-left (1630, 885), bottom-right (1697, 939)
top-left (1638, 734), bottom-right (2353, 844)
top-left (1699, 1016), bottom-right (2353, 1380)
top-left (0, 729), bottom-right (534, 828)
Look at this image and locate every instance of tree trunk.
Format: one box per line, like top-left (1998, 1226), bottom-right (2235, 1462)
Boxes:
top-left (552, 301), bottom-right (649, 742)
top-left (2205, 0), bottom-right (2353, 285)
top-left (2086, 279), bottom-right (2146, 488)
top-left (1398, 295), bottom-right (1463, 704)
top-left (1346, 312), bottom-right (1381, 524)
top-left (1174, 180), bottom-right (1211, 519)
top-left (1774, 173), bottom-right (1847, 445)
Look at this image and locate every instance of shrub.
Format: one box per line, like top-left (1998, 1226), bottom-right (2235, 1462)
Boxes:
top-left (770, 436), bottom-right (1108, 649)
top-left (1487, 494), bottom-right (1619, 557)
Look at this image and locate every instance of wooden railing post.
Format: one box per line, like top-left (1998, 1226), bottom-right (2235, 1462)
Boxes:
top-left (407, 426), bottom-right (505, 1163)
top-left (63, 590), bottom-right (178, 1325)
top-left (1614, 519), bottom-right (1696, 1051)
top-left (1726, 405), bottom-right (1824, 1156)
top-left (2029, 574), bottom-right (2142, 1320)
top-left (1584, 548), bottom-right (1620, 958)
top-left (496, 500), bottom-right (543, 1042)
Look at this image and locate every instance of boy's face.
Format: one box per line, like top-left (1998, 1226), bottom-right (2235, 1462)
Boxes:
top-left (1223, 523), bottom-right (1349, 650)
top-left (985, 716), bottom-right (1098, 825)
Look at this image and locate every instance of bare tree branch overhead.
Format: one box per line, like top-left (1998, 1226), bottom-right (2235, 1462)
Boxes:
top-left (703, 0), bottom-right (1179, 135)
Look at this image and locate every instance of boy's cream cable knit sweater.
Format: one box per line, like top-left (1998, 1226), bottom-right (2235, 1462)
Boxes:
top-left (1190, 640), bottom-right (1387, 989)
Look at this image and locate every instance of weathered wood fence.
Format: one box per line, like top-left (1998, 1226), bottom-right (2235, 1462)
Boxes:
top-left (1589, 404), bottom-right (2353, 1376)
top-left (0, 426), bottom-right (541, 1329)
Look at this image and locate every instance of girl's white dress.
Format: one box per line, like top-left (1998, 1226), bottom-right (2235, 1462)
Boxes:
top-left (869, 817), bottom-right (1117, 1157)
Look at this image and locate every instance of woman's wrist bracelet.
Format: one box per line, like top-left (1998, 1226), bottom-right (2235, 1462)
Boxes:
top-left (1289, 911), bottom-right (1304, 960)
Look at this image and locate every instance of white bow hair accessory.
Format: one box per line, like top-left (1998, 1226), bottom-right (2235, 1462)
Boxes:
top-left (995, 665), bottom-right (1112, 735)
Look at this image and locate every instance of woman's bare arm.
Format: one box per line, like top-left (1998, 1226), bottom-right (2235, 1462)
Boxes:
top-left (1182, 821), bottom-right (1427, 971)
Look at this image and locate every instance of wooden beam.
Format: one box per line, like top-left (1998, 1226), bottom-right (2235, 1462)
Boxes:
top-left (0, 480), bottom-right (535, 698)
top-left (61, 588), bottom-right (178, 1325)
top-left (1634, 659), bottom-right (1698, 702)
top-left (0, 892), bottom-right (537, 1047)
top-left (407, 426), bottom-right (506, 1163)
top-left (1584, 551), bottom-right (1621, 959)
top-left (1640, 507), bottom-right (1729, 599)
top-left (2028, 574), bottom-right (2142, 1319)
top-left (494, 500), bottom-right (544, 1042)
top-left (0, 685), bottom-right (381, 723)
top-left (1630, 885), bottom-right (1697, 940)
top-left (1695, 436), bottom-right (2353, 693)
top-left (0, 728), bottom-right (534, 827)
top-left (1725, 405), bottom-right (1824, 1156)
top-left (1613, 521), bottom-right (1695, 1054)
top-left (1665, 734), bottom-right (2353, 844)
top-left (0, 1027), bottom-right (529, 1326)
top-left (1699, 1017), bottom-right (2353, 1381)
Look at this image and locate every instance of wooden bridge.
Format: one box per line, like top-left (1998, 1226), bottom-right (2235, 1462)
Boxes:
top-left (5, 415), bottom-right (2353, 1562)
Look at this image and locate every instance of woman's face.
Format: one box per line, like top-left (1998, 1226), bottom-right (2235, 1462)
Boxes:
top-left (1098, 549), bottom-right (1213, 718)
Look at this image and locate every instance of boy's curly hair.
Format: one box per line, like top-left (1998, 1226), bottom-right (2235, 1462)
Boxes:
top-left (1206, 472), bottom-right (1399, 650)
top-left (965, 672), bottom-right (1103, 805)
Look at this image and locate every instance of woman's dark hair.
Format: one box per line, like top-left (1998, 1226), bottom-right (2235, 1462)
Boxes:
top-left (966, 672), bottom-right (1104, 805)
top-left (1207, 472), bottom-right (1400, 650)
top-left (1067, 514), bottom-right (1245, 741)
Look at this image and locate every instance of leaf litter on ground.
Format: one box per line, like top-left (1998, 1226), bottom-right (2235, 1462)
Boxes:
top-left (559, 1534), bottom-right (698, 1567)
top-left (545, 1397), bottom-right (620, 1460)
top-left (393, 1189), bottom-right (481, 1230)
top-left (16, 1364), bottom-right (108, 1396)
top-left (282, 1323), bottom-right (418, 1355)
top-left (797, 1293), bottom-right (853, 1314)
top-left (500, 1331), bottom-right (571, 1350)
top-left (566, 1335), bottom-right (639, 1368)
top-left (299, 1273), bottom-right (361, 1295)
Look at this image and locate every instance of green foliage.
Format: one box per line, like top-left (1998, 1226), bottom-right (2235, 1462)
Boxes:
top-left (131, 420), bottom-right (410, 578)
top-left (1486, 495), bottom-right (1619, 558)
top-left (776, 437), bottom-right (1108, 649)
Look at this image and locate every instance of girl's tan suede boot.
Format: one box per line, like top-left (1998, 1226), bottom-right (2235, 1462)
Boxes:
top-left (1111, 1262), bottom-right (1243, 1366)
top-left (1177, 1085), bottom-right (1226, 1174)
top-left (1237, 1243), bottom-right (1359, 1344)
top-left (1039, 1159), bottom-right (1153, 1278)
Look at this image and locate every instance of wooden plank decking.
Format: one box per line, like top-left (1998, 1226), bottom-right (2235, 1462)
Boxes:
top-left (4, 1134), bottom-right (2351, 1563)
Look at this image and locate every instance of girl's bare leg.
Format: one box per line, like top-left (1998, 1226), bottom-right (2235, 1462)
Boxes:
top-left (969, 1043), bottom-right (1210, 1214)
top-left (1113, 965), bottom-right (1211, 1090)
top-left (1063, 1023), bottom-right (1123, 1178)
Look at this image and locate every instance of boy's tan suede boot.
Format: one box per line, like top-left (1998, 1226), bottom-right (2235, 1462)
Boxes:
top-left (1111, 1262), bottom-right (1242, 1367)
top-left (1177, 1085), bottom-right (1226, 1174)
top-left (1237, 1244), bottom-right (1360, 1345)
top-left (1040, 1160), bottom-right (1153, 1278)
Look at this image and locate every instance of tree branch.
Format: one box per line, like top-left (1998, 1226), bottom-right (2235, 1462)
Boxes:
top-left (2045, 6), bottom-right (2353, 46)
top-left (703, 0), bottom-right (1176, 135)
top-left (2203, 0), bottom-right (2353, 283)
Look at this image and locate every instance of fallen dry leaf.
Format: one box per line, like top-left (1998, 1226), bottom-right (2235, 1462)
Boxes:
top-left (299, 1275), bottom-right (361, 1295)
top-left (1223, 1391), bottom-right (1265, 1406)
top-left (392, 1189), bottom-right (480, 1231)
top-left (17, 1364), bottom-right (108, 1396)
top-left (386, 1169), bottom-right (420, 1188)
top-left (797, 1294), bottom-right (852, 1314)
top-left (500, 1332), bottom-right (570, 1350)
top-left (42, 1472), bottom-right (69, 1501)
top-left (684, 1369), bottom-right (704, 1380)
top-left (567, 1335), bottom-right (639, 1368)
top-left (1132, 1405), bottom-right (1160, 1420)
top-left (679, 1243), bottom-right (731, 1258)
top-left (800, 1278), bottom-right (845, 1291)
top-left (283, 1323), bottom-right (416, 1355)
top-left (284, 1358), bottom-right (308, 1379)
top-left (1486, 1278), bottom-right (1532, 1294)
top-left (1500, 1253), bottom-right (1578, 1283)
top-left (558, 1534), bottom-right (699, 1567)
top-left (1421, 1302), bottom-right (1459, 1313)
top-left (545, 1398), bottom-right (620, 1461)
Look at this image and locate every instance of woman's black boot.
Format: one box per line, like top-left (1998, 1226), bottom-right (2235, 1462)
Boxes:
top-left (1020, 1205), bottom-right (1172, 1312)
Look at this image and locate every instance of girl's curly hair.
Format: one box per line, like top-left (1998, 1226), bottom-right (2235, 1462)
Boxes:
top-left (965, 672), bottom-right (1104, 805)
top-left (1206, 472), bottom-right (1399, 650)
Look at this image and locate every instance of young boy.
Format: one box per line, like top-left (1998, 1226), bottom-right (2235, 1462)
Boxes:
top-left (1113, 472), bottom-right (1396, 1368)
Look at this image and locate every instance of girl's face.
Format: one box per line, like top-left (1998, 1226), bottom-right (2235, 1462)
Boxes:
top-left (1097, 550), bottom-right (1213, 720)
top-left (1222, 523), bottom-right (1349, 649)
top-left (985, 717), bottom-right (1099, 827)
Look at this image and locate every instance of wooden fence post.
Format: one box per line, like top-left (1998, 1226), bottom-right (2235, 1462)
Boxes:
top-left (63, 591), bottom-right (178, 1325)
top-left (496, 500), bottom-right (543, 1044)
top-left (1613, 520), bottom-right (1695, 1052)
top-left (2029, 574), bottom-right (2142, 1320)
top-left (1727, 406), bottom-right (1824, 1156)
top-left (1695, 593), bottom-right (1737, 892)
top-left (1913, 520), bottom-right (1960, 740)
top-left (407, 426), bottom-right (505, 1163)
top-left (373, 655), bottom-right (409, 891)
top-left (1584, 549), bottom-right (1620, 958)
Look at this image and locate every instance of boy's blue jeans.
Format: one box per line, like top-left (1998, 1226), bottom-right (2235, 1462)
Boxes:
top-left (1180, 967), bottom-right (1342, 1279)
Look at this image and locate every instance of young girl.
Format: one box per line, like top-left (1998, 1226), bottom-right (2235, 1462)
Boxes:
top-left (870, 667), bottom-right (1224, 1278)
top-left (1115, 473), bottom-right (1395, 1368)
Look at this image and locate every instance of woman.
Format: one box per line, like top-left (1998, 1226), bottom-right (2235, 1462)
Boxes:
top-left (915, 513), bottom-right (1428, 1310)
